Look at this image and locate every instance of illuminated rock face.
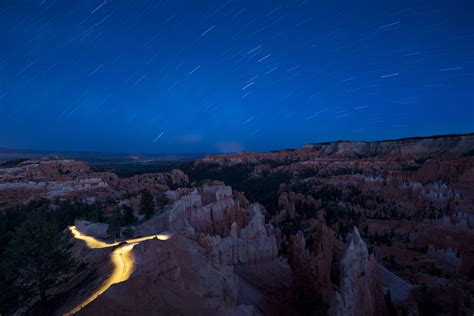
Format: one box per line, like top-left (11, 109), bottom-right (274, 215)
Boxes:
top-left (166, 184), bottom-right (279, 265)
top-left (198, 203), bottom-right (278, 265)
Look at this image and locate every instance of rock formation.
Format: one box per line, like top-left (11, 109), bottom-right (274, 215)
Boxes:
top-left (0, 158), bottom-right (188, 211)
top-left (329, 228), bottom-right (387, 316)
top-left (287, 221), bottom-right (334, 314)
top-left (77, 235), bottom-right (256, 316)
top-left (198, 203), bottom-right (278, 265)
top-left (186, 133), bottom-right (474, 315)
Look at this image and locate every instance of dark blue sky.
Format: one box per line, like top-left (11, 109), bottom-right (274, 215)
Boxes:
top-left (0, 1), bottom-right (473, 153)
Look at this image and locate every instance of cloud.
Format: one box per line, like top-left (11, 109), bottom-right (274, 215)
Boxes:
top-left (216, 141), bottom-right (243, 153)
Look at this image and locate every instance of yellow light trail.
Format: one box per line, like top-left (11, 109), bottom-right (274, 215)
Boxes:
top-left (68, 226), bottom-right (117, 248)
top-left (65, 226), bottom-right (171, 315)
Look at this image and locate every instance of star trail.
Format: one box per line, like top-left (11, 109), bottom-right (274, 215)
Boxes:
top-left (0, 0), bottom-right (473, 153)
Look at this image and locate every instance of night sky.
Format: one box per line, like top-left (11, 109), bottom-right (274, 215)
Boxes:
top-left (1, 1), bottom-right (473, 153)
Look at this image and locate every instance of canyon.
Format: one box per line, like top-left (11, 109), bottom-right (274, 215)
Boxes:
top-left (0, 133), bottom-right (473, 315)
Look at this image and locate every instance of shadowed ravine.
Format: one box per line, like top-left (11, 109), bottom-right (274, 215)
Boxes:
top-left (65, 226), bottom-right (171, 315)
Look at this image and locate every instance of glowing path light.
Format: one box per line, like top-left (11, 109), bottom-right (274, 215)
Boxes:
top-left (65, 226), bottom-right (171, 315)
top-left (68, 226), bottom-right (117, 248)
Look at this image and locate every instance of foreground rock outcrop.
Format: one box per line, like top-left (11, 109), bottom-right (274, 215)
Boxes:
top-left (54, 183), bottom-right (283, 315)
top-left (78, 235), bottom-right (251, 316)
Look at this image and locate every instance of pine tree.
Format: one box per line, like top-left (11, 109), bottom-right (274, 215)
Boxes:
top-left (107, 209), bottom-right (122, 241)
top-left (139, 190), bottom-right (155, 219)
top-left (121, 206), bottom-right (136, 225)
top-left (2, 212), bottom-right (74, 311)
top-left (155, 193), bottom-right (169, 214)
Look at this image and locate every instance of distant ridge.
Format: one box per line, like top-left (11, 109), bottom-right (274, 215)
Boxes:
top-left (310, 132), bottom-right (474, 146)
top-left (199, 132), bottom-right (474, 159)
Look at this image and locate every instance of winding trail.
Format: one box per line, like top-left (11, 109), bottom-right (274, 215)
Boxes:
top-left (65, 226), bottom-right (170, 315)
